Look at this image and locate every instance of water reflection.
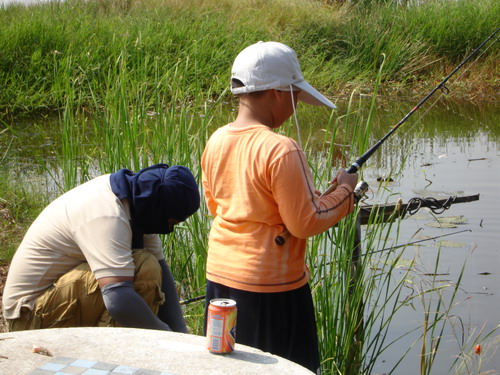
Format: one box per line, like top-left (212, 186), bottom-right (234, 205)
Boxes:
top-left (346, 100), bottom-right (500, 374)
top-left (1, 98), bottom-right (499, 373)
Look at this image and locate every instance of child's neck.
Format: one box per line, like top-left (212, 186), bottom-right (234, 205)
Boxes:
top-left (231, 117), bottom-right (272, 129)
top-left (232, 95), bottom-right (280, 129)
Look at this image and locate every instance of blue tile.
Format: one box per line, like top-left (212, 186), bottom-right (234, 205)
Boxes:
top-left (70, 359), bottom-right (98, 368)
top-left (112, 365), bottom-right (138, 374)
top-left (28, 369), bottom-right (53, 375)
top-left (51, 357), bottom-right (77, 365)
top-left (81, 369), bottom-right (109, 375)
top-left (93, 362), bottom-right (119, 371)
top-left (39, 362), bottom-right (67, 371)
top-left (130, 370), bottom-right (161, 375)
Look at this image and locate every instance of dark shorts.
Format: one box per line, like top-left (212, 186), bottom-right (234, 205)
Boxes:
top-left (204, 280), bottom-right (320, 373)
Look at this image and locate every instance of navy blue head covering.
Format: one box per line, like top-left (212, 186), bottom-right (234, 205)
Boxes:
top-left (110, 164), bottom-right (200, 249)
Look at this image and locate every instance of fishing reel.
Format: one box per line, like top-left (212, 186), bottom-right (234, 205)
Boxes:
top-left (354, 180), bottom-right (369, 202)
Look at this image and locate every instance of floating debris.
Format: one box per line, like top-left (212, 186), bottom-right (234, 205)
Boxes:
top-left (426, 222), bottom-right (458, 228)
top-left (377, 176), bottom-right (394, 182)
top-left (437, 215), bottom-right (468, 225)
top-left (468, 158), bottom-right (489, 162)
top-left (426, 215), bottom-right (468, 228)
top-left (394, 258), bottom-right (415, 269)
top-left (436, 240), bottom-right (466, 248)
top-left (411, 213), bottom-right (432, 221)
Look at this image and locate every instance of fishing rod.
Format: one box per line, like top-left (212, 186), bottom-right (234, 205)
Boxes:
top-left (275, 27), bottom-right (499, 246)
top-left (180, 295), bottom-right (205, 305)
top-left (321, 26), bottom-right (500, 197)
top-left (318, 229), bottom-right (473, 269)
top-left (367, 229), bottom-right (472, 255)
top-left (181, 229), bottom-right (473, 306)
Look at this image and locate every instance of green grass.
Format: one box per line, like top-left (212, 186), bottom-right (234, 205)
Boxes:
top-left (0, 0), bottom-right (498, 116)
top-left (1, 0), bottom-right (499, 372)
top-left (0, 170), bottom-right (48, 262)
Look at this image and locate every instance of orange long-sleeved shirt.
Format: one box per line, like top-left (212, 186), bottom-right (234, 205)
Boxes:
top-left (201, 124), bottom-right (354, 293)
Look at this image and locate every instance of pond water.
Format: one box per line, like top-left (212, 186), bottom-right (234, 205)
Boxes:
top-left (1, 96), bottom-right (499, 374)
top-left (357, 99), bottom-right (500, 374)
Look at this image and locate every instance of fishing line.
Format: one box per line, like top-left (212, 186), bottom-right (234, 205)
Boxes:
top-left (404, 196), bottom-right (457, 215)
top-left (182, 226), bottom-right (472, 305)
top-left (309, 229), bottom-right (472, 269)
top-left (325, 27), bottom-right (500, 186)
top-left (366, 229), bottom-right (472, 255)
top-left (321, 31), bottom-right (499, 244)
top-left (394, 33), bottom-right (500, 137)
top-left (275, 27), bottom-right (499, 246)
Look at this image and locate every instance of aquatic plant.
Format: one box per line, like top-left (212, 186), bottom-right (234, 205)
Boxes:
top-left (0, 0), bottom-right (499, 371)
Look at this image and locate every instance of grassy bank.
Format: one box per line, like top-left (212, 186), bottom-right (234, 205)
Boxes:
top-left (0, 0), bottom-right (498, 117)
top-left (1, 0), bottom-right (499, 373)
top-left (0, 171), bottom-right (47, 261)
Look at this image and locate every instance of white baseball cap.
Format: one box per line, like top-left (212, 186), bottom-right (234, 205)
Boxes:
top-left (230, 41), bottom-right (336, 109)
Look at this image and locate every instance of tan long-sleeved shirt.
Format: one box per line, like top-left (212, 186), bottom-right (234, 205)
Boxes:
top-left (201, 124), bottom-right (354, 293)
top-left (2, 175), bottom-right (164, 320)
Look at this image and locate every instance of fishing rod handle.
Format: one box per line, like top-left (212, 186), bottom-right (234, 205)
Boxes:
top-left (320, 163), bottom-right (359, 197)
top-left (320, 181), bottom-right (338, 198)
top-left (275, 180), bottom-right (368, 246)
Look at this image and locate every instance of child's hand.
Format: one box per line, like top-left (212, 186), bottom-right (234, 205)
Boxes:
top-left (321, 169), bottom-right (359, 197)
top-left (336, 169), bottom-right (358, 190)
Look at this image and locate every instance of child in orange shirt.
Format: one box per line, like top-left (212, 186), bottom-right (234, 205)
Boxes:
top-left (201, 41), bottom-right (358, 373)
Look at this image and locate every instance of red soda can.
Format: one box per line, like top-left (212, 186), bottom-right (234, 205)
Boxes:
top-left (206, 298), bottom-right (237, 353)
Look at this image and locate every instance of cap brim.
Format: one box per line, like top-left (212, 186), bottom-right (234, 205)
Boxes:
top-left (294, 80), bottom-right (336, 109)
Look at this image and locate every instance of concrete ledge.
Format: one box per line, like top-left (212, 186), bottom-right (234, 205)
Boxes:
top-left (0, 327), bottom-right (314, 374)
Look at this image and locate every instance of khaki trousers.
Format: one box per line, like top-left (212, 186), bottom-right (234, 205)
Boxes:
top-left (7, 250), bottom-right (164, 331)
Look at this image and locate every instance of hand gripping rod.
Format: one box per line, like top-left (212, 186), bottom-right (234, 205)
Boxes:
top-left (276, 27), bottom-right (499, 245)
top-left (321, 26), bottom-right (500, 197)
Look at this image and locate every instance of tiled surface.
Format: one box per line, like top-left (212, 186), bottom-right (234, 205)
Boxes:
top-left (28, 357), bottom-right (177, 375)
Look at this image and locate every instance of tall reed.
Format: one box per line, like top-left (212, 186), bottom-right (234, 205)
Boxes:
top-left (1, 0), bottom-right (498, 370)
top-left (302, 57), bottom-right (495, 374)
top-left (0, 0), bottom-right (497, 116)
top-left (306, 64), bottom-right (414, 373)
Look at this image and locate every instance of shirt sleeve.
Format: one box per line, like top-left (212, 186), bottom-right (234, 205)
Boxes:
top-left (143, 234), bottom-right (164, 260)
top-left (202, 169), bottom-right (218, 218)
top-left (270, 148), bottom-right (354, 238)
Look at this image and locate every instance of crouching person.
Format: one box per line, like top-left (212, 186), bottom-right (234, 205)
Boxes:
top-left (2, 164), bottom-right (200, 333)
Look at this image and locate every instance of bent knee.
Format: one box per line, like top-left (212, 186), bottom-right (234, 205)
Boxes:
top-left (132, 250), bottom-right (162, 284)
